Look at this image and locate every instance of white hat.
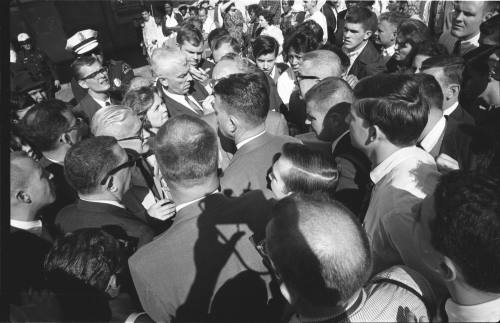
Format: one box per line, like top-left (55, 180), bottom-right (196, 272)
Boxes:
top-left (17, 33), bottom-right (30, 43)
top-left (66, 29), bottom-right (99, 55)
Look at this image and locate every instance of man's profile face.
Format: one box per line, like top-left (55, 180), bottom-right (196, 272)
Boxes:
top-left (269, 156), bottom-right (291, 200)
top-left (343, 22), bottom-right (371, 51)
top-left (180, 41), bottom-right (204, 66)
top-left (374, 20), bottom-right (396, 48)
top-left (199, 9), bottom-right (208, 22)
top-left (157, 60), bottom-right (192, 95)
top-left (213, 94), bottom-right (234, 139)
top-left (62, 110), bottom-right (83, 145)
top-left (346, 102), bottom-right (370, 152)
top-left (23, 158), bottom-right (55, 209)
top-left (79, 61), bottom-right (111, 93)
top-left (142, 11), bottom-right (150, 21)
top-left (451, 1), bottom-right (486, 40)
top-left (164, 3), bottom-right (173, 15)
top-left (21, 43), bottom-right (32, 51)
top-left (305, 100), bottom-right (326, 137)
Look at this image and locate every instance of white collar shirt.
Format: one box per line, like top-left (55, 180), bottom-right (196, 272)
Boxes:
top-left (175, 190), bottom-right (219, 213)
top-left (458, 32), bottom-right (480, 55)
top-left (92, 95), bottom-right (112, 109)
top-left (365, 146), bottom-right (440, 273)
top-left (79, 197), bottom-right (126, 209)
top-left (382, 44), bottom-right (395, 57)
top-left (446, 297), bottom-right (500, 322)
top-left (165, 13), bottom-right (179, 28)
top-left (236, 131), bottom-right (266, 150)
top-left (443, 101), bottom-right (459, 117)
top-left (162, 88), bottom-right (204, 114)
top-left (419, 116), bottom-right (446, 153)
top-left (11, 219), bottom-right (43, 231)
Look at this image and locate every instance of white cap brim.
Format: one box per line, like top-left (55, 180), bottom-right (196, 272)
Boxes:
top-left (74, 39), bottom-right (99, 55)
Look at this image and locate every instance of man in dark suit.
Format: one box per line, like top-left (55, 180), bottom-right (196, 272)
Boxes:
top-left (342, 7), bottom-right (386, 81)
top-left (213, 73), bottom-right (300, 198)
top-left (129, 115), bottom-right (274, 322)
top-left (152, 48), bottom-right (209, 118)
top-left (72, 56), bottom-right (117, 122)
top-left (18, 100), bottom-right (81, 235)
top-left (9, 152), bottom-right (55, 305)
top-left (55, 136), bottom-right (154, 248)
top-left (322, 0), bottom-right (338, 45)
top-left (421, 55), bottom-right (475, 126)
top-left (303, 77), bottom-right (371, 218)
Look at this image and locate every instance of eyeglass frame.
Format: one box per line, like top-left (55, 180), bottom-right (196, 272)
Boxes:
top-left (100, 151), bottom-right (141, 185)
top-left (80, 66), bottom-right (108, 81)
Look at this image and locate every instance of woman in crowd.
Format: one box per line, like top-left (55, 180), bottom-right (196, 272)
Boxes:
top-left (122, 86), bottom-right (169, 135)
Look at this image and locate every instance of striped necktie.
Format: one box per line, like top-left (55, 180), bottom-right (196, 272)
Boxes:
top-left (184, 95), bottom-right (203, 115)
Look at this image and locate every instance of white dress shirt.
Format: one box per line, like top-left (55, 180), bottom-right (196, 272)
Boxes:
top-left (382, 44), bottom-right (395, 58)
top-left (364, 146), bottom-right (441, 273)
top-left (11, 219), bottom-right (43, 231)
top-left (236, 131), bottom-right (266, 150)
top-left (419, 116), bottom-right (446, 153)
top-left (175, 190), bottom-right (218, 212)
top-left (445, 297), bottom-right (500, 322)
top-left (443, 101), bottom-right (459, 117)
top-left (79, 197), bottom-right (126, 209)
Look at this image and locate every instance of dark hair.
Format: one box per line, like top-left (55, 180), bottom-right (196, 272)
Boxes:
top-left (304, 76), bottom-right (353, 107)
top-left (122, 86), bottom-right (154, 114)
top-left (246, 4), bottom-right (261, 16)
top-left (252, 35), bottom-right (279, 58)
top-left (280, 143), bottom-right (339, 195)
top-left (414, 40), bottom-right (448, 58)
top-left (208, 27), bottom-right (229, 49)
top-left (299, 20), bottom-right (324, 44)
top-left (154, 115), bottom-right (218, 184)
top-left (420, 55), bottom-right (465, 86)
top-left (18, 99), bottom-right (71, 152)
top-left (140, 6), bottom-right (149, 13)
top-left (353, 74), bottom-right (429, 146)
top-left (64, 136), bottom-right (121, 194)
top-left (378, 11), bottom-right (407, 28)
top-left (213, 35), bottom-right (241, 53)
top-left (10, 91), bottom-right (36, 112)
top-left (397, 18), bottom-right (432, 63)
top-left (177, 23), bottom-right (204, 46)
top-left (267, 193), bottom-right (372, 307)
top-left (413, 73), bottom-right (444, 110)
top-left (182, 17), bottom-right (203, 33)
top-left (479, 14), bottom-right (500, 46)
top-left (283, 28), bottom-right (321, 61)
top-left (214, 73), bottom-right (269, 127)
top-left (71, 55), bottom-right (98, 80)
top-left (431, 170), bottom-right (500, 293)
top-left (345, 6), bottom-right (378, 32)
top-left (259, 9), bottom-right (274, 25)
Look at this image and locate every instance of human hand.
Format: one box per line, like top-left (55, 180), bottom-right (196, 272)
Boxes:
top-left (436, 153), bottom-right (459, 174)
top-left (190, 66), bottom-right (210, 84)
top-left (147, 199), bottom-right (176, 221)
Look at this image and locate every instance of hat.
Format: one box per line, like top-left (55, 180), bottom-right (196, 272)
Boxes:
top-left (66, 29), bottom-right (99, 55)
top-left (17, 33), bottom-right (30, 43)
top-left (13, 70), bottom-right (45, 93)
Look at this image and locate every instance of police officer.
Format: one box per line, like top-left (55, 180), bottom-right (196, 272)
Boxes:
top-left (17, 33), bottom-right (60, 99)
top-left (66, 29), bottom-right (134, 103)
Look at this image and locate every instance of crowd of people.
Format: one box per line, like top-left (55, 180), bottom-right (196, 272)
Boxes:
top-left (8, 0), bottom-right (500, 322)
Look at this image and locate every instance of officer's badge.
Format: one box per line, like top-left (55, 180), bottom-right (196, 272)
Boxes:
top-left (114, 78), bottom-right (122, 88)
top-left (122, 63), bottom-right (132, 74)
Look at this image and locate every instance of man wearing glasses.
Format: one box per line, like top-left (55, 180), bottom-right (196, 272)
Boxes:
top-left (55, 136), bottom-right (154, 249)
top-left (72, 55), bottom-right (116, 122)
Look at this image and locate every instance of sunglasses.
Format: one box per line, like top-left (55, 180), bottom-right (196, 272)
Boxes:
top-left (100, 151), bottom-right (140, 185)
top-left (80, 67), bottom-right (108, 81)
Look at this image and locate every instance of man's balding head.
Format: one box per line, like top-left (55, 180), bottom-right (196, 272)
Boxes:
top-left (298, 50), bottom-right (343, 98)
top-left (266, 193), bottom-right (372, 307)
top-left (304, 77), bottom-right (353, 140)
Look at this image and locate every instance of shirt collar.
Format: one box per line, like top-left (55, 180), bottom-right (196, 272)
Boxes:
top-left (461, 32), bottom-right (480, 47)
top-left (383, 44), bottom-right (396, 57)
top-left (445, 297), bottom-right (500, 322)
top-left (163, 88), bottom-right (203, 113)
top-left (11, 219), bottom-right (43, 231)
top-left (419, 116), bottom-right (446, 153)
top-left (370, 146), bottom-right (420, 184)
top-left (443, 101), bottom-right (459, 117)
top-left (92, 95), bottom-right (111, 108)
top-left (269, 65), bottom-right (277, 80)
top-left (79, 197), bottom-right (126, 209)
top-left (175, 190), bottom-right (219, 212)
top-left (236, 130), bottom-right (266, 150)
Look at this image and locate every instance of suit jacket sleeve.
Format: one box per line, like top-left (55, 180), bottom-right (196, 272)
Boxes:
top-left (364, 56), bottom-right (387, 77)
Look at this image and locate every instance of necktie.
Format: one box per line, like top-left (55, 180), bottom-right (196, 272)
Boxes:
top-left (452, 40), bottom-right (461, 56)
top-left (184, 95), bottom-right (203, 115)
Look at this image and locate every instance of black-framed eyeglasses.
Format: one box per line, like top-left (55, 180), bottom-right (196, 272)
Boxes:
top-left (100, 151), bottom-right (140, 185)
top-left (80, 67), bottom-right (108, 81)
top-left (296, 74), bottom-right (321, 82)
top-left (66, 117), bottom-right (83, 133)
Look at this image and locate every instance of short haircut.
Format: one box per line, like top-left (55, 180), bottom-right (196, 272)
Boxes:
top-left (246, 4), bottom-right (261, 16)
top-left (91, 105), bottom-right (137, 138)
top-left (304, 77), bottom-right (353, 109)
top-left (280, 143), bottom-right (339, 195)
top-left (177, 22), bottom-right (204, 46)
top-left (183, 17), bottom-right (203, 32)
top-left (213, 35), bottom-right (241, 53)
top-left (122, 86), bottom-right (154, 115)
top-left (10, 151), bottom-right (32, 197)
top-left (18, 99), bottom-right (71, 152)
top-left (208, 27), bottom-right (229, 49)
top-left (44, 228), bottom-right (124, 292)
top-left (283, 27), bottom-right (321, 60)
top-left (267, 193), bottom-right (372, 307)
top-left (150, 47), bottom-right (187, 74)
top-left (252, 35), bottom-right (279, 58)
top-left (353, 74), bottom-right (429, 146)
top-left (420, 55), bottom-right (465, 86)
top-left (259, 9), bottom-right (274, 25)
top-left (320, 44), bottom-right (351, 74)
top-left (431, 170), bottom-right (500, 293)
top-left (64, 136), bottom-right (121, 194)
top-left (345, 6), bottom-right (378, 32)
top-left (480, 13), bottom-right (500, 46)
top-left (301, 50), bottom-right (343, 78)
top-left (213, 73), bottom-right (269, 127)
top-left (397, 18), bottom-right (432, 48)
top-left (378, 11), bottom-right (407, 28)
top-left (154, 115), bottom-right (218, 184)
top-left (414, 40), bottom-right (448, 58)
top-left (71, 55), bottom-right (98, 80)
top-left (413, 73), bottom-right (444, 110)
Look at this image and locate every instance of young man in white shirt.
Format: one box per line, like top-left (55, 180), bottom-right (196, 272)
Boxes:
top-left (431, 170), bottom-right (500, 322)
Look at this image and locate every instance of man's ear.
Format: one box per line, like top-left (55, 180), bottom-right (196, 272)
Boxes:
top-left (105, 176), bottom-right (118, 193)
top-left (439, 256), bottom-right (458, 282)
top-left (367, 124), bottom-right (378, 144)
top-left (60, 133), bottom-right (73, 146)
top-left (228, 114), bottom-right (239, 134)
top-left (449, 83), bottom-right (461, 99)
top-left (16, 191), bottom-right (32, 204)
top-left (78, 79), bottom-right (89, 89)
top-left (364, 30), bottom-right (373, 41)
